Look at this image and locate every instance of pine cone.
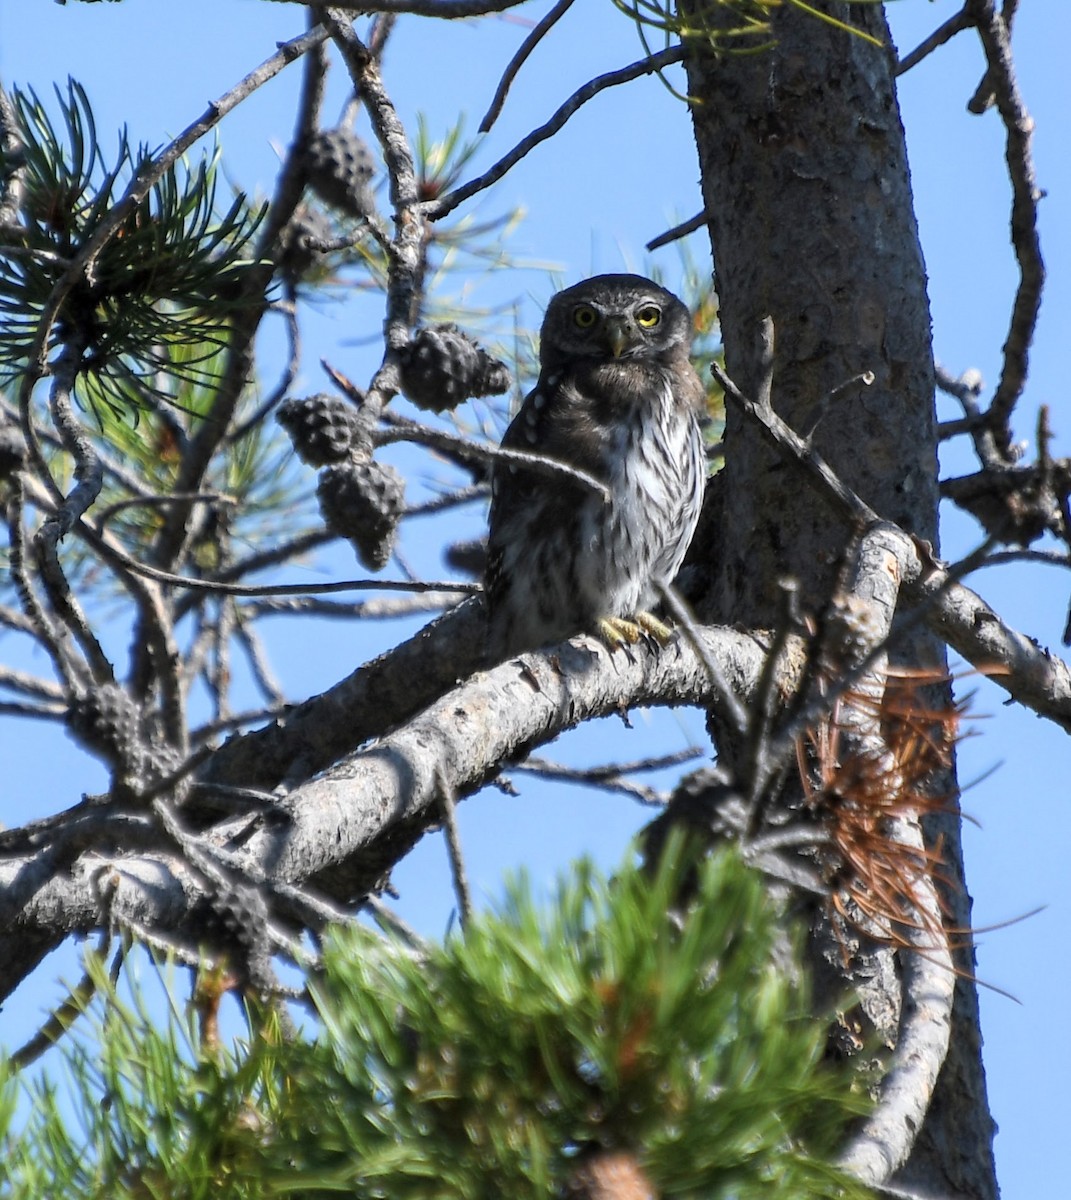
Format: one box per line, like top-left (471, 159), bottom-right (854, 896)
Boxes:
top-left (398, 325), bottom-right (511, 413)
top-left (208, 880), bottom-right (270, 957)
top-left (318, 460), bottom-right (405, 570)
top-left (67, 685), bottom-right (142, 771)
top-left (304, 127), bottom-right (376, 220)
top-left (277, 204), bottom-right (333, 284)
top-left (277, 393), bottom-right (372, 466)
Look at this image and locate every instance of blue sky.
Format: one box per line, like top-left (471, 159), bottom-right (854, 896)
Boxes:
top-left (3, 2), bottom-right (1070, 1194)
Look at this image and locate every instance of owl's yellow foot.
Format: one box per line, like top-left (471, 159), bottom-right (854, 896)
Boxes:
top-left (596, 611), bottom-right (675, 651)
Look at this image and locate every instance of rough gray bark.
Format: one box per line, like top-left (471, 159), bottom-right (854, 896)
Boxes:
top-left (682, 3), bottom-right (997, 1196)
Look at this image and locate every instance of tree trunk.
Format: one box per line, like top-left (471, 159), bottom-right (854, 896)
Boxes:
top-left (682, 2), bottom-right (998, 1195)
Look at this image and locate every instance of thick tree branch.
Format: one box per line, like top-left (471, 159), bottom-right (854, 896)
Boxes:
top-left (0, 623), bottom-right (770, 1001)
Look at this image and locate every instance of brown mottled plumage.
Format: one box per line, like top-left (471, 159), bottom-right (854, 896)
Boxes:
top-left (485, 274), bottom-right (706, 659)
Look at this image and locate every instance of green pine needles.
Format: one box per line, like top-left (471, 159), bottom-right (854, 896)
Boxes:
top-left (0, 845), bottom-right (870, 1199)
top-left (0, 80), bottom-right (265, 416)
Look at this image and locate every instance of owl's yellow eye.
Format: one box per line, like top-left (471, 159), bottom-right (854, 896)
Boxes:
top-left (572, 304), bottom-right (598, 329)
top-left (635, 304), bottom-right (662, 328)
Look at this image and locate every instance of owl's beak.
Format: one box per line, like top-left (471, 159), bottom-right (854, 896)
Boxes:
top-left (603, 318), bottom-right (629, 358)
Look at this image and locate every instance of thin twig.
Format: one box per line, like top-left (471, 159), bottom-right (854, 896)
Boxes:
top-left (0, 664), bottom-right (65, 701)
top-left (9, 934), bottom-right (123, 1071)
top-left (237, 620), bottom-right (287, 707)
top-left (656, 580), bottom-right (749, 735)
top-left (967, 0), bottom-right (1044, 458)
top-left (363, 893), bottom-right (431, 954)
top-left (93, 491), bottom-right (237, 535)
top-left (432, 45), bottom-right (687, 219)
top-left (148, 21), bottom-right (329, 575)
top-left (116, 559), bottom-right (481, 599)
top-left (0, 699), bottom-right (67, 720)
top-left (894, 4), bottom-right (972, 75)
top-left (479, 0), bottom-right (576, 132)
top-left (0, 603), bottom-right (39, 637)
top-left (225, 299), bottom-right (303, 446)
top-left (174, 530), bottom-right (336, 620)
top-left (191, 704), bottom-right (292, 744)
top-left (516, 748), bottom-right (703, 806)
top-left (405, 483), bottom-right (489, 517)
top-left (646, 209), bottom-right (707, 252)
top-left (741, 580), bottom-right (804, 837)
top-left (713, 359), bottom-right (878, 525)
top-left (378, 408), bottom-right (611, 500)
top-left (437, 767), bottom-right (473, 926)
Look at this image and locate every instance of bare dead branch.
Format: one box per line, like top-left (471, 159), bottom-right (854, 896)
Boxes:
top-left (934, 363), bottom-right (1005, 467)
top-left (646, 209), bottom-right (707, 252)
top-left (92, 492), bottom-right (238, 536)
top-left (967, 0), bottom-right (1019, 112)
top-left (515, 747), bottom-right (702, 806)
top-left (0, 85), bottom-right (27, 230)
top-left (32, 341), bottom-right (113, 684)
top-left (174, 531), bottom-right (336, 621)
top-left (404, 483), bottom-right (489, 517)
top-left (657, 582), bottom-right (749, 736)
top-left (118, 560), bottom-right (481, 600)
top-left (967, 0), bottom-right (1044, 458)
top-left (225, 299), bottom-right (303, 447)
top-left (239, 592), bottom-right (463, 621)
top-left (895, 4), bottom-right (972, 76)
top-left (0, 700), bottom-right (67, 721)
top-left (235, 622), bottom-right (287, 708)
top-left (713, 358), bottom-right (878, 525)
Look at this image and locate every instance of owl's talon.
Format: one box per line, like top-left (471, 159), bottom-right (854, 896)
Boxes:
top-left (635, 611), bottom-right (676, 646)
top-left (595, 612), bottom-right (674, 653)
top-left (596, 616), bottom-right (641, 650)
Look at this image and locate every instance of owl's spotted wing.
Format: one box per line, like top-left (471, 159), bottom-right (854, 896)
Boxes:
top-left (484, 369), bottom-right (601, 649)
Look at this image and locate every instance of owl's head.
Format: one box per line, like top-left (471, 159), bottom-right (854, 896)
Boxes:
top-left (539, 274), bottom-right (691, 369)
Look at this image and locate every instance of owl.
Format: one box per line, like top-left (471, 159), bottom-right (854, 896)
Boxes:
top-left (485, 273), bottom-right (706, 659)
